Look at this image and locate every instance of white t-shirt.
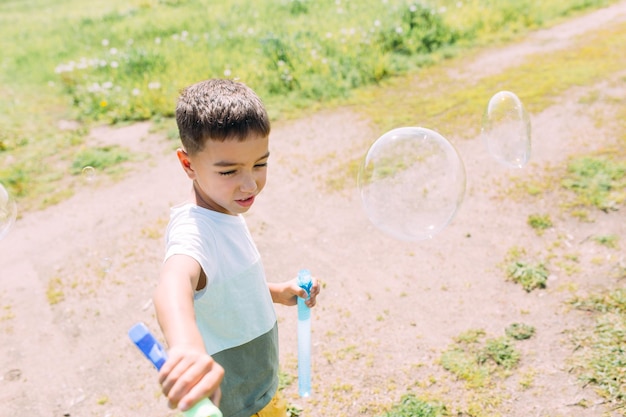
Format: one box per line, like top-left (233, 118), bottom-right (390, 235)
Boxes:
top-left (164, 203), bottom-right (277, 355)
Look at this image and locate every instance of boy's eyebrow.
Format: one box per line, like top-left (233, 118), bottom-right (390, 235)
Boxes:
top-left (213, 151), bottom-right (270, 167)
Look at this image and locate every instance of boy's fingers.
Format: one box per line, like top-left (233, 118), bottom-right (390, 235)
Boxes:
top-left (211, 387), bottom-right (222, 407)
top-left (179, 365), bottom-right (224, 410)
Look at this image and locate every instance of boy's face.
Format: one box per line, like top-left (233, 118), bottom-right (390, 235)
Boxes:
top-left (178, 135), bottom-right (269, 215)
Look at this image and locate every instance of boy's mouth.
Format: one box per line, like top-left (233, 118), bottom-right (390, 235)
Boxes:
top-left (236, 195), bottom-right (255, 207)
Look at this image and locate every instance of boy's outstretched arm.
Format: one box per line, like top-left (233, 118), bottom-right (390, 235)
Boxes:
top-left (267, 276), bottom-right (321, 307)
top-left (153, 254), bottom-right (225, 411)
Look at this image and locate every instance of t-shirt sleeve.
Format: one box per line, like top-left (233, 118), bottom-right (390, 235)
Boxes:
top-left (164, 211), bottom-right (218, 285)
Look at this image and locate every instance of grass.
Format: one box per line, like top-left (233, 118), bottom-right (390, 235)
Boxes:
top-left (569, 288), bottom-right (626, 408)
top-left (505, 252), bottom-right (549, 292)
top-left (527, 213), bottom-right (553, 235)
top-left (505, 323), bottom-right (536, 341)
top-left (562, 156), bottom-right (626, 213)
top-left (376, 394), bottom-right (447, 417)
top-left (440, 329), bottom-right (523, 389)
top-left (0, 0), bottom-right (620, 210)
top-left (593, 234), bottom-right (620, 249)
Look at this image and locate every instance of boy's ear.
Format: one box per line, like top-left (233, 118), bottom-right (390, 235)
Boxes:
top-left (176, 148), bottom-right (196, 179)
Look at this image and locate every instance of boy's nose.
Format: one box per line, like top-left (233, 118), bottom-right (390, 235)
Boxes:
top-left (240, 174), bottom-right (258, 193)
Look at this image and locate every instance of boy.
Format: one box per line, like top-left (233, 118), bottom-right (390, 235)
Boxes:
top-left (153, 79), bottom-right (320, 417)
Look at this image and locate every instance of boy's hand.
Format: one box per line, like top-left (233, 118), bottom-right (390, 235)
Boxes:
top-left (269, 277), bottom-right (321, 307)
top-left (158, 345), bottom-right (224, 411)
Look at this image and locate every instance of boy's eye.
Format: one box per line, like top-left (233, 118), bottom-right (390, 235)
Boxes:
top-left (255, 162), bottom-right (268, 168)
top-left (219, 170), bottom-right (236, 176)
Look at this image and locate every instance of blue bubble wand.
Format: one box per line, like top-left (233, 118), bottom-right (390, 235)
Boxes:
top-left (128, 322), bottom-right (223, 417)
top-left (297, 269), bottom-right (313, 397)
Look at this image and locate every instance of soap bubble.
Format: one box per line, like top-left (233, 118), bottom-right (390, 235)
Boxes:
top-left (358, 127), bottom-right (466, 241)
top-left (0, 183), bottom-right (17, 240)
top-left (82, 166), bottom-right (96, 182)
top-left (481, 91), bottom-right (531, 168)
top-left (101, 257), bottom-right (113, 273)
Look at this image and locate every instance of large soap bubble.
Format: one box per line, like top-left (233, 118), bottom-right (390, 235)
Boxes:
top-left (0, 183), bottom-right (17, 240)
top-left (482, 91), bottom-right (531, 168)
top-left (358, 127), bottom-right (466, 241)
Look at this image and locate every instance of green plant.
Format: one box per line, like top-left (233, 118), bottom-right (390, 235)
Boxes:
top-left (569, 288), bottom-right (626, 407)
top-left (377, 393), bottom-right (447, 417)
top-left (562, 156), bottom-right (626, 212)
top-left (477, 337), bottom-right (521, 369)
top-left (505, 323), bottom-right (536, 340)
top-left (593, 234), bottom-right (620, 248)
top-left (527, 213), bottom-right (553, 234)
top-left (278, 369), bottom-right (294, 391)
top-left (1, 0), bottom-right (621, 210)
top-left (507, 261), bottom-right (548, 292)
top-left (440, 328), bottom-right (522, 389)
top-left (46, 277), bottom-right (65, 305)
top-left (70, 146), bottom-right (132, 175)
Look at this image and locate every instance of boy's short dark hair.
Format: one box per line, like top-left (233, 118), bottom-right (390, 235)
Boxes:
top-left (175, 79), bottom-right (271, 154)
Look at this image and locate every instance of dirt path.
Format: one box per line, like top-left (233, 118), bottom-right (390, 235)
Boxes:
top-left (1, 3), bottom-right (626, 416)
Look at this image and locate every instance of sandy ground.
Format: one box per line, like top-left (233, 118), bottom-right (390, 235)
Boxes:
top-left (1, 2), bottom-right (626, 417)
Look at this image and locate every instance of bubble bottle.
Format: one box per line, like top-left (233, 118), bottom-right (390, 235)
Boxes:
top-left (297, 269), bottom-right (313, 397)
top-left (128, 322), bottom-right (223, 417)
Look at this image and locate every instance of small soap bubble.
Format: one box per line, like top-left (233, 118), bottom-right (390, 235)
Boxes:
top-left (358, 127), bottom-right (466, 241)
top-left (0, 183), bottom-right (17, 241)
top-left (481, 91), bottom-right (531, 168)
top-left (101, 257), bottom-right (113, 273)
top-left (82, 166), bottom-right (96, 182)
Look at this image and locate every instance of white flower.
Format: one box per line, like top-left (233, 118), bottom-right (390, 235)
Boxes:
top-left (101, 39), bottom-right (109, 46)
top-left (87, 82), bottom-right (101, 92)
top-left (132, 88), bottom-right (141, 96)
top-left (109, 48), bottom-right (118, 55)
top-left (155, 37), bottom-right (162, 44)
top-left (224, 69), bottom-right (232, 77)
top-left (148, 82), bottom-right (161, 90)
top-left (110, 61), bottom-right (119, 68)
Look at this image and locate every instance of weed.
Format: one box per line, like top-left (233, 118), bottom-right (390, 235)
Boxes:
top-left (70, 146), bottom-right (132, 175)
top-left (440, 328), bottom-right (522, 390)
top-left (46, 277), bottom-right (65, 305)
top-left (377, 393), bottom-right (447, 417)
top-left (505, 323), bottom-right (536, 340)
top-left (278, 369), bottom-right (294, 391)
top-left (477, 337), bottom-right (520, 369)
top-left (507, 261), bottom-right (548, 292)
top-left (518, 368), bottom-right (536, 389)
top-left (569, 288), bottom-right (626, 407)
top-left (593, 234), bottom-right (620, 249)
top-left (286, 403), bottom-right (302, 417)
top-left (562, 156), bottom-right (626, 213)
top-left (527, 213), bottom-right (553, 235)
top-left (0, 304), bottom-right (15, 321)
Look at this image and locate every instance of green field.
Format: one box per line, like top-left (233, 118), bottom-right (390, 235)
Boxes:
top-left (0, 0), bottom-right (618, 209)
